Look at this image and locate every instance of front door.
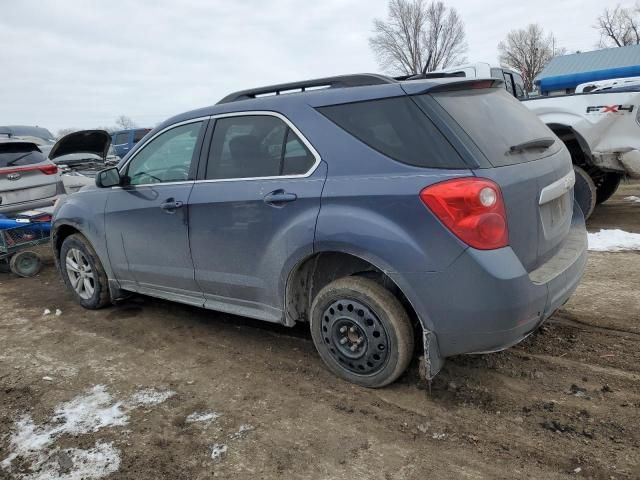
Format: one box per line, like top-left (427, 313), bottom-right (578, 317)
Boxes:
top-left (188, 113), bottom-right (325, 322)
top-left (105, 119), bottom-right (207, 305)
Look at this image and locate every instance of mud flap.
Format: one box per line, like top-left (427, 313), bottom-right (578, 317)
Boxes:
top-left (420, 328), bottom-right (444, 381)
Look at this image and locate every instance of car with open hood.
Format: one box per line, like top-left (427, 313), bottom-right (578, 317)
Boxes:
top-left (0, 129), bottom-right (111, 215)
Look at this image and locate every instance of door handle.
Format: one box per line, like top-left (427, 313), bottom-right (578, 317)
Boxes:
top-left (263, 189), bottom-right (297, 206)
top-left (160, 199), bottom-right (184, 212)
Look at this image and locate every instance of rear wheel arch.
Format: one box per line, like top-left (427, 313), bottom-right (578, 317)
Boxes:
top-left (284, 251), bottom-right (420, 330)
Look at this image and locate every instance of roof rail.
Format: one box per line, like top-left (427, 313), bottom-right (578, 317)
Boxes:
top-left (217, 73), bottom-right (396, 104)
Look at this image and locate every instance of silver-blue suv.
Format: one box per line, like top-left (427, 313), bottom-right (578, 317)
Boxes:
top-left (53, 74), bottom-right (587, 387)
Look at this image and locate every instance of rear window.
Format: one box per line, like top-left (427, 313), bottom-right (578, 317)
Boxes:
top-left (317, 96), bottom-right (465, 169)
top-left (0, 143), bottom-right (46, 168)
top-left (432, 88), bottom-right (556, 167)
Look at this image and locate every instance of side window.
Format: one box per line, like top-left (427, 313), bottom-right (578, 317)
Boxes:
top-left (114, 132), bottom-right (129, 145)
top-left (206, 115), bottom-right (315, 180)
top-left (125, 121), bottom-right (203, 186)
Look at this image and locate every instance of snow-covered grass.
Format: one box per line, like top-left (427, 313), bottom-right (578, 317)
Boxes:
top-left (588, 229), bottom-right (640, 252)
top-left (186, 411), bottom-right (221, 424)
top-left (624, 196), bottom-right (640, 204)
top-left (1, 385), bottom-right (175, 479)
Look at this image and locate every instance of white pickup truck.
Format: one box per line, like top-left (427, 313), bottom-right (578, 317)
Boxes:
top-left (434, 63), bottom-right (640, 217)
top-left (522, 85), bottom-right (640, 218)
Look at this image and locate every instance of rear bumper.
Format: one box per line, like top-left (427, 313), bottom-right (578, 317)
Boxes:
top-left (0, 195), bottom-right (61, 215)
top-left (390, 204), bottom-right (587, 358)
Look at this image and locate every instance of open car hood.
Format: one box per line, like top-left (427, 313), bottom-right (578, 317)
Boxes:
top-left (48, 130), bottom-right (111, 162)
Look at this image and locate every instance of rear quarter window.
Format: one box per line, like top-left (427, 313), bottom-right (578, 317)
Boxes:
top-left (432, 88), bottom-right (557, 167)
top-left (317, 96), bottom-right (466, 169)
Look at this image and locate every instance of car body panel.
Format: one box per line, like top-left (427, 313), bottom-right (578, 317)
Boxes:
top-left (189, 162), bottom-right (327, 322)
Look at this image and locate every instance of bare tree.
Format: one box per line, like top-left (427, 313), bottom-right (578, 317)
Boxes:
top-left (595, 3), bottom-right (640, 47)
top-left (114, 115), bottom-right (137, 130)
top-left (56, 128), bottom-right (77, 139)
top-left (369, 0), bottom-right (467, 75)
top-left (498, 24), bottom-right (565, 93)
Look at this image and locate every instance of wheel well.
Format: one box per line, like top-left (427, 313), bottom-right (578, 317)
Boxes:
top-left (285, 252), bottom-right (418, 328)
top-left (53, 225), bottom-right (80, 258)
top-left (547, 124), bottom-right (591, 168)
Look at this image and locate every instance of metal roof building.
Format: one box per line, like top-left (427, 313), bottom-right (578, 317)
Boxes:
top-left (534, 44), bottom-right (640, 94)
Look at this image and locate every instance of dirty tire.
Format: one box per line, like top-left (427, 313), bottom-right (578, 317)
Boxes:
top-left (60, 233), bottom-right (111, 309)
top-left (310, 276), bottom-right (414, 388)
top-left (0, 259), bottom-right (10, 273)
top-left (9, 251), bottom-right (42, 277)
top-left (595, 172), bottom-right (622, 205)
top-left (573, 165), bottom-right (596, 219)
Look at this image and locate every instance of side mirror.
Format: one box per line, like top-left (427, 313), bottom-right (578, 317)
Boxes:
top-left (95, 167), bottom-right (121, 188)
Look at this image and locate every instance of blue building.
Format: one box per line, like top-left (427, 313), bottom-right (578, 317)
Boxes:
top-left (535, 44), bottom-right (640, 96)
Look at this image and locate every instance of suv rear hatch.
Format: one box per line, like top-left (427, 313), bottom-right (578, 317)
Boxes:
top-left (0, 141), bottom-right (58, 207)
top-left (413, 81), bottom-right (575, 273)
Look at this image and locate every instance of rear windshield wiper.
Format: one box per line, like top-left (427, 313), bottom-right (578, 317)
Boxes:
top-left (3, 152), bottom-right (35, 167)
top-left (509, 137), bottom-right (555, 153)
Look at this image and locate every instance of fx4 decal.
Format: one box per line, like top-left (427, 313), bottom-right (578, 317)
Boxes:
top-left (586, 105), bottom-right (634, 114)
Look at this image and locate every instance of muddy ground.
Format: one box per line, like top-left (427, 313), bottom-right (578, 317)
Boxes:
top-left (1, 183), bottom-right (639, 480)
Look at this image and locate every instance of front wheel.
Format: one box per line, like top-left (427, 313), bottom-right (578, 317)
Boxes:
top-left (60, 234), bottom-right (111, 309)
top-left (310, 276), bottom-right (414, 388)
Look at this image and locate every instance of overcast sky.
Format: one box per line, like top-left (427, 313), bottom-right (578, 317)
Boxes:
top-left (0, 0), bottom-right (634, 134)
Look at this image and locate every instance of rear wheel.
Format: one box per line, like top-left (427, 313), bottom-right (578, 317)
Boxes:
top-left (593, 170), bottom-right (622, 205)
top-left (9, 251), bottom-right (42, 277)
top-left (573, 165), bottom-right (596, 219)
top-left (60, 234), bottom-right (111, 309)
top-left (310, 276), bottom-right (414, 388)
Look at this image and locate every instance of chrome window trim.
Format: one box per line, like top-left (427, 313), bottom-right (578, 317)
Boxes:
top-left (117, 111), bottom-right (321, 189)
top-left (196, 110), bottom-right (321, 184)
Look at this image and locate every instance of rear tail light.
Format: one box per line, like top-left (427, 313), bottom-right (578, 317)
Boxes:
top-left (420, 177), bottom-right (509, 250)
top-left (38, 164), bottom-right (58, 175)
top-left (0, 164), bottom-right (58, 175)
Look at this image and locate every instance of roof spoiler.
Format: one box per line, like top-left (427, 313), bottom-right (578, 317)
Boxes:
top-left (416, 78), bottom-right (504, 93)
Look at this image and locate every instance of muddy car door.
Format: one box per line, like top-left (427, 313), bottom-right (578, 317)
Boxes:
top-left (104, 120), bottom-right (207, 305)
top-left (188, 113), bottom-right (325, 322)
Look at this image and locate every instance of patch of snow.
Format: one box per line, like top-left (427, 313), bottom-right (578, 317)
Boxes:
top-left (127, 388), bottom-right (175, 406)
top-left (230, 424), bottom-right (254, 439)
top-left (1, 385), bottom-right (174, 478)
top-left (55, 309), bottom-right (62, 316)
top-left (43, 309), bottom-right (51, 316)
top-left (624, 196), bottom-right (640, 204)
top-left (588, 229), bottom-right (640, 252)
top-left (26, 442), bottom-right (121, 480)
top-left (42, 376), bottom-right (54, 382)
top-left (211, 444), bottom-right (228, 463)
top-left (186, 412), bottom-right (221, 424)
top-left (432, 432), bottom-right (446, 440)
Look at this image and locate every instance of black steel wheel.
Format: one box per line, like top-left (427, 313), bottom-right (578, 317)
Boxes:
top-left (310, 276), bottom-right (414, 388)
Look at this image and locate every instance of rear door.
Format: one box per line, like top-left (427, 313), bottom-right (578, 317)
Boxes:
top-left (424, 86), bottom-right (574, 272)
top-left (188, 113), bottom-right (325, 322)
top-left (0, 143), bottom-right (59, 210)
